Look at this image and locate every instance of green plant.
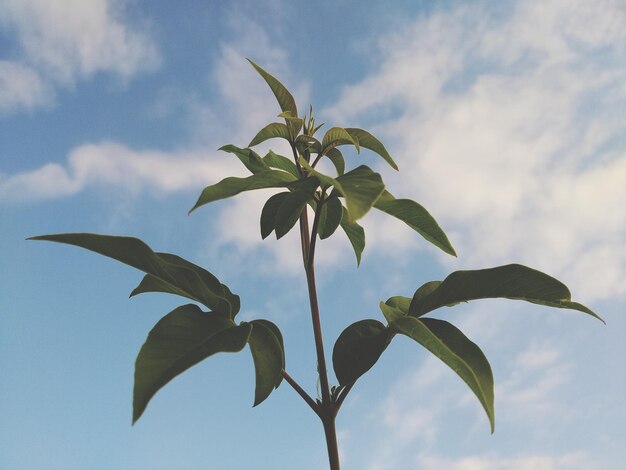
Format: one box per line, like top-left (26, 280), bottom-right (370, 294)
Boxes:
top-left (30, 60), bottom-right (603, 470)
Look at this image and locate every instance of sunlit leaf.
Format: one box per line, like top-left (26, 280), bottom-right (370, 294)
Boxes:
top-left (219, 145), bottom-right (268, 174)
top-left (247, 59), bottom-right (298, 117)
top-left (29, 233), bottom-right (230, 313)
top-left (391, 316), bottom-right (495, 432)
top-left (339, 206), bottom-right (365, 265)
top-left (262, 150), bottom-right (300, 178)
top-left (190, 169), bottom-right (297, 213)
top-left (325, 148), bottom-right (345, 176)
top-left (409, 264), bottom-right (603, 321)
top-left (374, 191), bottom-right (456, 256)
top-left (248, 320), bottom-right (284, 406)
top-left (133, 304), bottom-right (251, 423)
top-left (333, 319), bottom-right (389, 386)
top-left (321, 127), bottom-right (360, 154)
top-left (379, 301), bottom-right (405, 324)
top-left (344, 128), bottom-right (398, 170)
top-left (249, 123), bottom-right (291, 147)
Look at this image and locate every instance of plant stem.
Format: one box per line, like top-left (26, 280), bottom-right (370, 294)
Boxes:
top-left (281, 369), bottom-right (320, 416)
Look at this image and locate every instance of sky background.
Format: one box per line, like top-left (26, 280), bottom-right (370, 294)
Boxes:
top-left (1, 1), bottom-right (625, 469)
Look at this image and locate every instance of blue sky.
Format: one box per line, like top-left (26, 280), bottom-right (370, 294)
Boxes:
top-left (1, 1), bottom-right (625, 469)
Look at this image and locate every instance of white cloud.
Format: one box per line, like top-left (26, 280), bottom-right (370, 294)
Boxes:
top-left (418, 451), bottom-right (596, 470)
top-left (0, 142), bottom-right (239, 202)
top-left (326, 0), bottom-right (626, 301)
top-left (0, 0), bottom-right (160, 113)
top-left (0, 61), bottom-right (49, 112)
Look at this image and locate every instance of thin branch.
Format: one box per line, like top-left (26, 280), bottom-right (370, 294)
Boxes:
top-left (281, 369), bottom-right (320, 416)
top-left (335, 383), bottom-right (354, 412)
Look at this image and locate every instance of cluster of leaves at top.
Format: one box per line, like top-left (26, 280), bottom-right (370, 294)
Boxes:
top-left (31, 60), bottom-right (603, 436)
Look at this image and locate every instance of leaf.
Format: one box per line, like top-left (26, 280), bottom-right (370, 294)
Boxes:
top-left (251, 319), bottom-right (285, 388)
top-left (374, 191), bottom-right (456, 257)
top-left (131, 252), bottom-right (240, 318)
top-left (285, 117), bottom-right (304, 139)
top-left (219, 145), bottom-right (268, 174)
top-left (379, 301), bottom-right (405, 324)
top-left (325, 148), bottom-right (345, 176)
top-left (333, 319), bottom-right (389, 386)
top-left (391, 316), bottom-right (495, 432)
top-left (260, 192), bottom-right (289, 239)
top-left (274, 178), bottom-right (319, 239)
top-left (28, 233), bottom-right (230, 313)
top-left (345, 128), bottom-right (399, 170)
top-left (339, 206), bottom-right (365, 265)
top-left (409, 264), bottom-right (604, 322)
top-left (247, 59), bottom-right (298, 117)
top-left (384, 296), bottom-right (412, 313)
top-left (190, 169), bottom-right (297, 213)
top-left (262, 150), bottom-right (300, 178)
top-left (317, 196), bottom-right (342, 240)
top-left (300, 159), bottom-right (385, 222)
top-left (321, 127), bottom-right (360, 154)
top-left (248, 320), bottom-right (284, 406)
top-left (133, 304), bottom-right (251, 423)
top-left (249, 122), bottom-right (291, 147)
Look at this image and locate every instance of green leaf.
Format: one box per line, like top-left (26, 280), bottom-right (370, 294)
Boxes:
top-left (333, 319), bottom-right (389, 386)
top-left (247, 59), bottom-right (298, 117)
top-left (262, 150), bottom-right (300, 178)
top-left (274, 178), bottom-right (319, 239)
top-left (339, 206), bottom-right (365, 265)
top-left (374, 191), bottom-right (456, 257)
top-left (391, 316), bottom-right (495, 432)
top-left (133, 304), bottom-right (251, 423)
top-left (321, 127), bottom-right (360, 154)
top-left (190, 169), bottom-right (297, 213)
top-left (28, 233), bottom-right (230, 313)
top-left (409, 264), bottom-right (604, 322)
top-left (285, 117), bottom-right (304, 139)
top-left (219, 145), bottom-right (268, 174)
top-left (260, 192), bottom-right (289, 239)
top-left (251, 319), bottom-right (285, 388)
top-left (248, 320), bottom-right (284, 406)
top-left (345, 128), bottom-right (399, 170)
top-left (325, 148), bottom-right (345, 176)
top-left (379, 301), bottom-right (405, 324)
top-left (384, 296), bottom-right (412, 313)
top-left (317, 196), bottom-right (342, 240)
top-left (249, 123), bottom-right (291, 147)
top-left (131, 252), bottom-right (240, 318)
top-left (300, 159), bottom-right (385, 222)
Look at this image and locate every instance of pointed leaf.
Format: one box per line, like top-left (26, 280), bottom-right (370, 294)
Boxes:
top-left (285, 117), bottom-right (303, 139)
top-left (325, 148), bottom-right (345, 176)
top-left (374, 191), bottom-right (456, 256)
top-left (219, 145), bottom-right (268, 174)
top-left (322, 127), bottom-right (360, 154)
top-left (249, 122), bottom-right (291, 147)
top-left (345, 128), bottom-right (398, 170)
top-left (190, 169), bottom-right (297, 213)
top-left (274, 178), bottom-right (318, 239)
top-left (262, 150), bottom-right (300, 178)
top-left (260, 192), bottom-right (289, 239)
top-left (391, 316), bottom-right (495, 432)
top-left (133, 304), bottom-right (251, 423)
top-left (248, 320), bottom-right (284, 406)
top-left (29, 233), bottom-right (229, 312)
top-left (385, 296), bottom-right (412, 313)
top-left (409, 264), bottom-right (603, 322)
top-left (251, 319), bottom-right (285, 388)
top-left (317, 196), bottom-right (342, 240)
top-left (339, 206), bottom-right (365, 265)
top-left (333, 319), bottom-right (389, 386)
top-left (247, 59), bottom-right (297, 117)
top-left (379, 301), bottom-right (405, 324)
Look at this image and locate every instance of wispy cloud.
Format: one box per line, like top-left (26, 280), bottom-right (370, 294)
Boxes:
top-left (0, 0), bottom-right (160, 114)
top-left (417, 451), bottom-right (596, 470)
top-left (326, 0), bottom-right (626, 301)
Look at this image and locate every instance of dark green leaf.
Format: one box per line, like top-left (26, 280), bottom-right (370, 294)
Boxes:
top-left (321, 127), bottom-right (360, 154)
top-left (345, 128), bottom-right (398, 170)
top-left (374, 191), bottom-right (456, 256)
top-left (248, 320), bottom-right (284, 406)
top-left (285, 117), bottom-right (303, 139)
top-left (29, 233), bottom-right (229, 312)
top-left (133, 304), bottom-right (251, 423)
top-left (251, 319), bottom-right (285, 388)
top-left (219, 145), bottom-right (268, 174)
top-left (317, 196), bottom-right (342, 240)
top-left (274, 178), bottom-right (318, 239)
top-left (249, 123), bottom-right (291, 147)
top-left (409, 264), bottom-right (604, 322)
top-left (339, 206), bottom-right (365, 265)
top-left (391, 316), bottom-right (495, 432)
top-left (247, 59), bottom-right (298, 117)
top-left (262, 150), bottom-right (300, 178)
top-left (333, 319), bottom-right (389, 386)
top-left (325, 148), bottom-right (345, 176)
top-left (190, 169), bottom-right (297, 213)
top-left (260, 192), bottom-right (289, 239)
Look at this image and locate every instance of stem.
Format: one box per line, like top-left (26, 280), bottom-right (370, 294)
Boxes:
top-left (281, 369), bottom-right (320, 416)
